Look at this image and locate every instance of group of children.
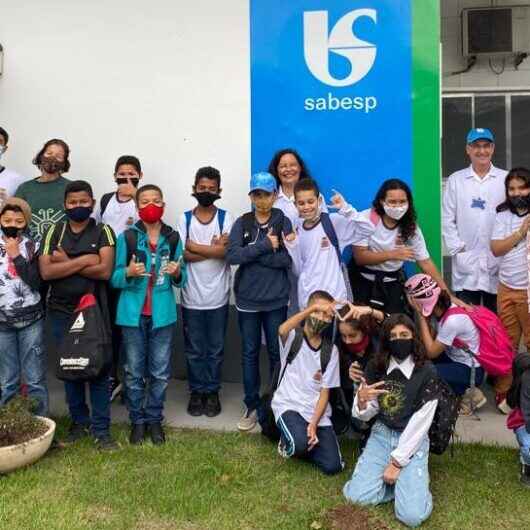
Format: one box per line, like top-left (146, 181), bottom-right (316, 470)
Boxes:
top-left (1, 127), bottom-right (530, 527)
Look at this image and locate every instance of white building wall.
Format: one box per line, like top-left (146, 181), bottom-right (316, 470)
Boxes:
top-left (0, 0), bottom-right (251, 219)
top-left (443, 0), bottom-right (530, 89)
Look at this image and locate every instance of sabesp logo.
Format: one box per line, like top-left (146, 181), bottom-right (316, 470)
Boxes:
top-left (303, 9), bottom-right (377, 87)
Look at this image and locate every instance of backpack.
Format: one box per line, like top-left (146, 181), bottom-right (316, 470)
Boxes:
top-left (99, 192), bottom-right (115, 217)
top-left (184, 209), bottom-right (226, 239)
top-left (56, 293), bottom-right (112, 381)
top-left (440, 306), bottom-right (514, 376)
top-left (428, 377), bottom-right (459, 455)
top-left (123, 228), bottom-right (181, 265)
top-left (241, 208), bottom-right (285, 246)
top-left (260, 327), bottom-right (348, 440)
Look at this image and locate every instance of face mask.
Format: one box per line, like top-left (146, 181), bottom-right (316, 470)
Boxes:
top-left (193, 191), bottom-right (220, 208)
top-left (65, 206), bottom-right (93, 223)
top-left (509, 195), bottom-right (530, 210)
top-left (117, 177), bottom-right (140, 187)
top-left (139, 203), bottom-right (164, 224)
top-left (383, 203), bottom-right (408, 221)
top-left (40, 156), bottom-right (65, 174)
top-left (1, 225), bottom-right (21, 238)
top-left (388, 339), bottom-right (414, 363)
top-left (0, 146), bottom-right (6, 160)
top-left (306, 315), bottom-right (330, 335)
top-left (344, 334), bottom-right (370, 355)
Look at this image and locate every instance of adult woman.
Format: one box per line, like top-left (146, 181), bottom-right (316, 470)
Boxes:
top-left (15, 138), bottom-right (71, 240)
top-left (343, 313), bottom-right (438, 528)
top-left (349, 178), bottom-right (454, 314)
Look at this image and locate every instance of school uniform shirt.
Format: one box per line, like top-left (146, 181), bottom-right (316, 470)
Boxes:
top-left (177, 209), bottom-right (233, 310)
top-left (285, 206), bottom-right (367, 309)
top-left (94, 193), bottom-right (137, 236)
top-left (272, 329), bottom-right (340, 427)
top-left (355, 208), bottom-right (430, 281)
top-left (491, 209), bottom-right (528, 290)
top-left (0, 166), bottom-right (26, 205)
top-left (353, 356), bottom-right (438, 466)
top-left (442, 165), bottom-right (507, 293)
top-left (274, 186), bottom-right (328, 226)
top-left (15, 176), bottom-right (71, 240)
top-left (437, 304), bottom-right (480, 367)
top-left (42, 219), bottom-right (115, 314)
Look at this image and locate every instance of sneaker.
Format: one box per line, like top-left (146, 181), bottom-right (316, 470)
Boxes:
top-left (148, 423), bottom-right (166, 445)
top-left (65, 423), bottom-right (90, 443)
top-left (495, 393), bottom-right (511, 415)
top-left (521, 464), bottom-right (530, 488)
top-left (187, 392), bottom-right (204, 417)
top-left (237, 409), bottom-right (257, 432)
top-left (109, 378), bottom-right (123, 403)
top-left (95, 434), bottom-right (118, 451)
top-left (277, 439), bottom-right (289, 459)
top-left (466, 387), bottom-right (487, 410)
top-left (129, 423), bottom-right (146, 445)
top-left (204, 393), bottom-right (221, 418)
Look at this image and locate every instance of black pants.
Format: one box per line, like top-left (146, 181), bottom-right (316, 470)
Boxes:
top-left (455, 290), bottom-right (497, 314)
top-left (352, 274), bottom-right (409, 314)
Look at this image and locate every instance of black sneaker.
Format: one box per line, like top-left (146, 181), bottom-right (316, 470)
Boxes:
top-left (204, 392), bottom-right (221, 418)
top-left (65, 423), bottom-right (90, 443)
top-left (109, 377), bottom-right (123, 403)
top-left (522, 464), bottom-right (530, 488)
top-left (148, 423), bottom-right (165, 445)
top-left (95, 434), bottom-right (118, 451)
top-left (129, 423), bottom-right (146, 445)
top-left (187, 392), bottom-right (204, 417)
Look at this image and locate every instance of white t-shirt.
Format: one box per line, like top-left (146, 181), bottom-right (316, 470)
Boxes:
top-left (177, 208), bottom-right (233, 310)
top-left (93, 193), bottom-right (137, 236)
top-left (355, 208), bottom-right (430, 276)
top-left (437, 306), bottom-right (480, 367)
top-left (491, 209), bottom-right (528, 290)
top-left (0, 167), bottom-right (27, 206)
top-left (272, 329), bottom-right (340, 426)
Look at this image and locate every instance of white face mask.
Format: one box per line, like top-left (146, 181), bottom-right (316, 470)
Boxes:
top-left (383, 203), bottom-right (408, 220)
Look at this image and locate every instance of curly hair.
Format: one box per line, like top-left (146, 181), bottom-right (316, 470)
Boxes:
top-left (32, 138), bottom-right (71, 173)
top-left (267, 148), bottom-right (311, 188)
top-left (372, 179), bottom-right (417, 243)
top-left (374, 313), bottom-right (426, 373)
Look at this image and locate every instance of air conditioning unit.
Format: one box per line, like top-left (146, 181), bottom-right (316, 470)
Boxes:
top-left (462, 5), bottom-right (530, 57)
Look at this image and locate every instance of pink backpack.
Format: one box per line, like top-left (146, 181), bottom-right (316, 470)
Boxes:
top-left (440, 306), bottom-right (514, 376)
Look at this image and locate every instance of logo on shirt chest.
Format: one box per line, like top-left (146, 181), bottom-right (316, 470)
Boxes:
top-left (470, 197), bottom-right (486, 210)
top-left (313, 369), bottom-right (322, 383)
top-left (320, 236), bottom-right (330, 250)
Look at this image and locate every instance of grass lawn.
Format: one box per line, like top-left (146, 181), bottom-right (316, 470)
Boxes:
top-left (0, 421), bottom-right (528, 530)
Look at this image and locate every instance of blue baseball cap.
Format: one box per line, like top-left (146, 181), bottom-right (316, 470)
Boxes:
top-left (249, 172), bottom-right (277, 194)
top-left (467, 128), bottom-right (494, 144)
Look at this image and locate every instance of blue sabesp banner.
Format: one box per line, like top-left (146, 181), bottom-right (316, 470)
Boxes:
top-left (250, 0), bottom-right (412, 209)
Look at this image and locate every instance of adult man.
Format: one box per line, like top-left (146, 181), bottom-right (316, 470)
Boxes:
top-left (0, 127), bottom-right (26, 208)
top-left (442, 128), bottom-right (507, 312)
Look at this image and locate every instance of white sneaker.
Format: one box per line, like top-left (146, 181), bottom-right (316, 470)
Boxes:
top-left (464, 387), bottom-right (487, 410)
top-left (277, 440), bottom-right (289, 459)
top-left (237, 409), bottom-right (257, 432)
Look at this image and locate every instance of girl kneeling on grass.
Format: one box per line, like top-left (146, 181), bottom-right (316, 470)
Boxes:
top-left (343, 314), bottom-right (439, 528)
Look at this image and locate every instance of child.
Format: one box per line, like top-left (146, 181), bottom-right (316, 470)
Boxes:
top-left (0, 127), bottom-right (27, 208)
top-left (0, 198), bottom-right (46, 415)
top-left (178, 166), bottom-right (233, 417)
top-left (94, 155), bottom-right (142, 402)
top-left (284, 178), bottom-right (367, 309)
top-left (506, 352), bottom-right (530, 487)
top-left (343, 314), bottom-right (439, 528)
top-left (226, 172), bottom-right (293, 432)
top-left (111, 184), bottom-right (186, 445)
top-left (272, 290), bottom-right (343, 475)
top-left (39, 181), bottom-right (116, 449)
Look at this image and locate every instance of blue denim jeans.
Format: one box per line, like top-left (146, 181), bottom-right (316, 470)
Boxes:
top-left (50, 310), bottom-right (111, 437)
top-left (0, 318), bottom-right (48, 416)
top-left (182, 305), bottom-right (228, 393)
top-left (515, 426), bottom-right (530, 465)
top-left (237, 306), bottom-right (287, 419)
top-left (343, 421), bottom-right (433, 528)
top-left (121, 316), bottom-right (174, 425)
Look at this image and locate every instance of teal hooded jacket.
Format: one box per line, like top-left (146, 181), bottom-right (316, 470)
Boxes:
top-left (111, 221), bottom-right (186, 328)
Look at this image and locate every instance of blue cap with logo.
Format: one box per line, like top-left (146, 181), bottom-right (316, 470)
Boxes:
top-left (467, 128), bottom-right (494, 144)
top-left (249, 172), bottom-right (277, 194)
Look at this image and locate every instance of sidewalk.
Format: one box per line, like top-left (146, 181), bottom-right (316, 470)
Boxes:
top-left (48, 376), bottom-right (517, 448)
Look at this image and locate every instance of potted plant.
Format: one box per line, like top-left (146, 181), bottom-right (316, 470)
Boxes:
top-left (0, 396), bottom-right (56, 474)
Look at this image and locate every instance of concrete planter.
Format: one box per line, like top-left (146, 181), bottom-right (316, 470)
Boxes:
top-left (0, 417), bottom-right (56, 474)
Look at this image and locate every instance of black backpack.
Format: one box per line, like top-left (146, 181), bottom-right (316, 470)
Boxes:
top-left (123, 227), bottom-right (181, 264)
top-left (260, 328), bottom-right (349, 440)
top-left (427, 377), bottom-right (459, 455)
top-left (99, 192), bottom-right (115, 217)
top-left (56, 293), bottom-right (112, 381)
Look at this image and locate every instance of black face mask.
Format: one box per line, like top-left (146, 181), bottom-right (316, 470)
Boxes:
top-left (116, 177), bottom-right (140, 187)
top-left (509, 195), bottom-right (530, 211)
top-left (40, 156), bottom-right (65, 174)
top-left (193, 191), bottom-right (220, 208)
top-left (388, 339), bottom-right (414, 363)
top-left (65, 206), bottom-right (93, 222)
top-left (1, 225), bottom-right (21, 239)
